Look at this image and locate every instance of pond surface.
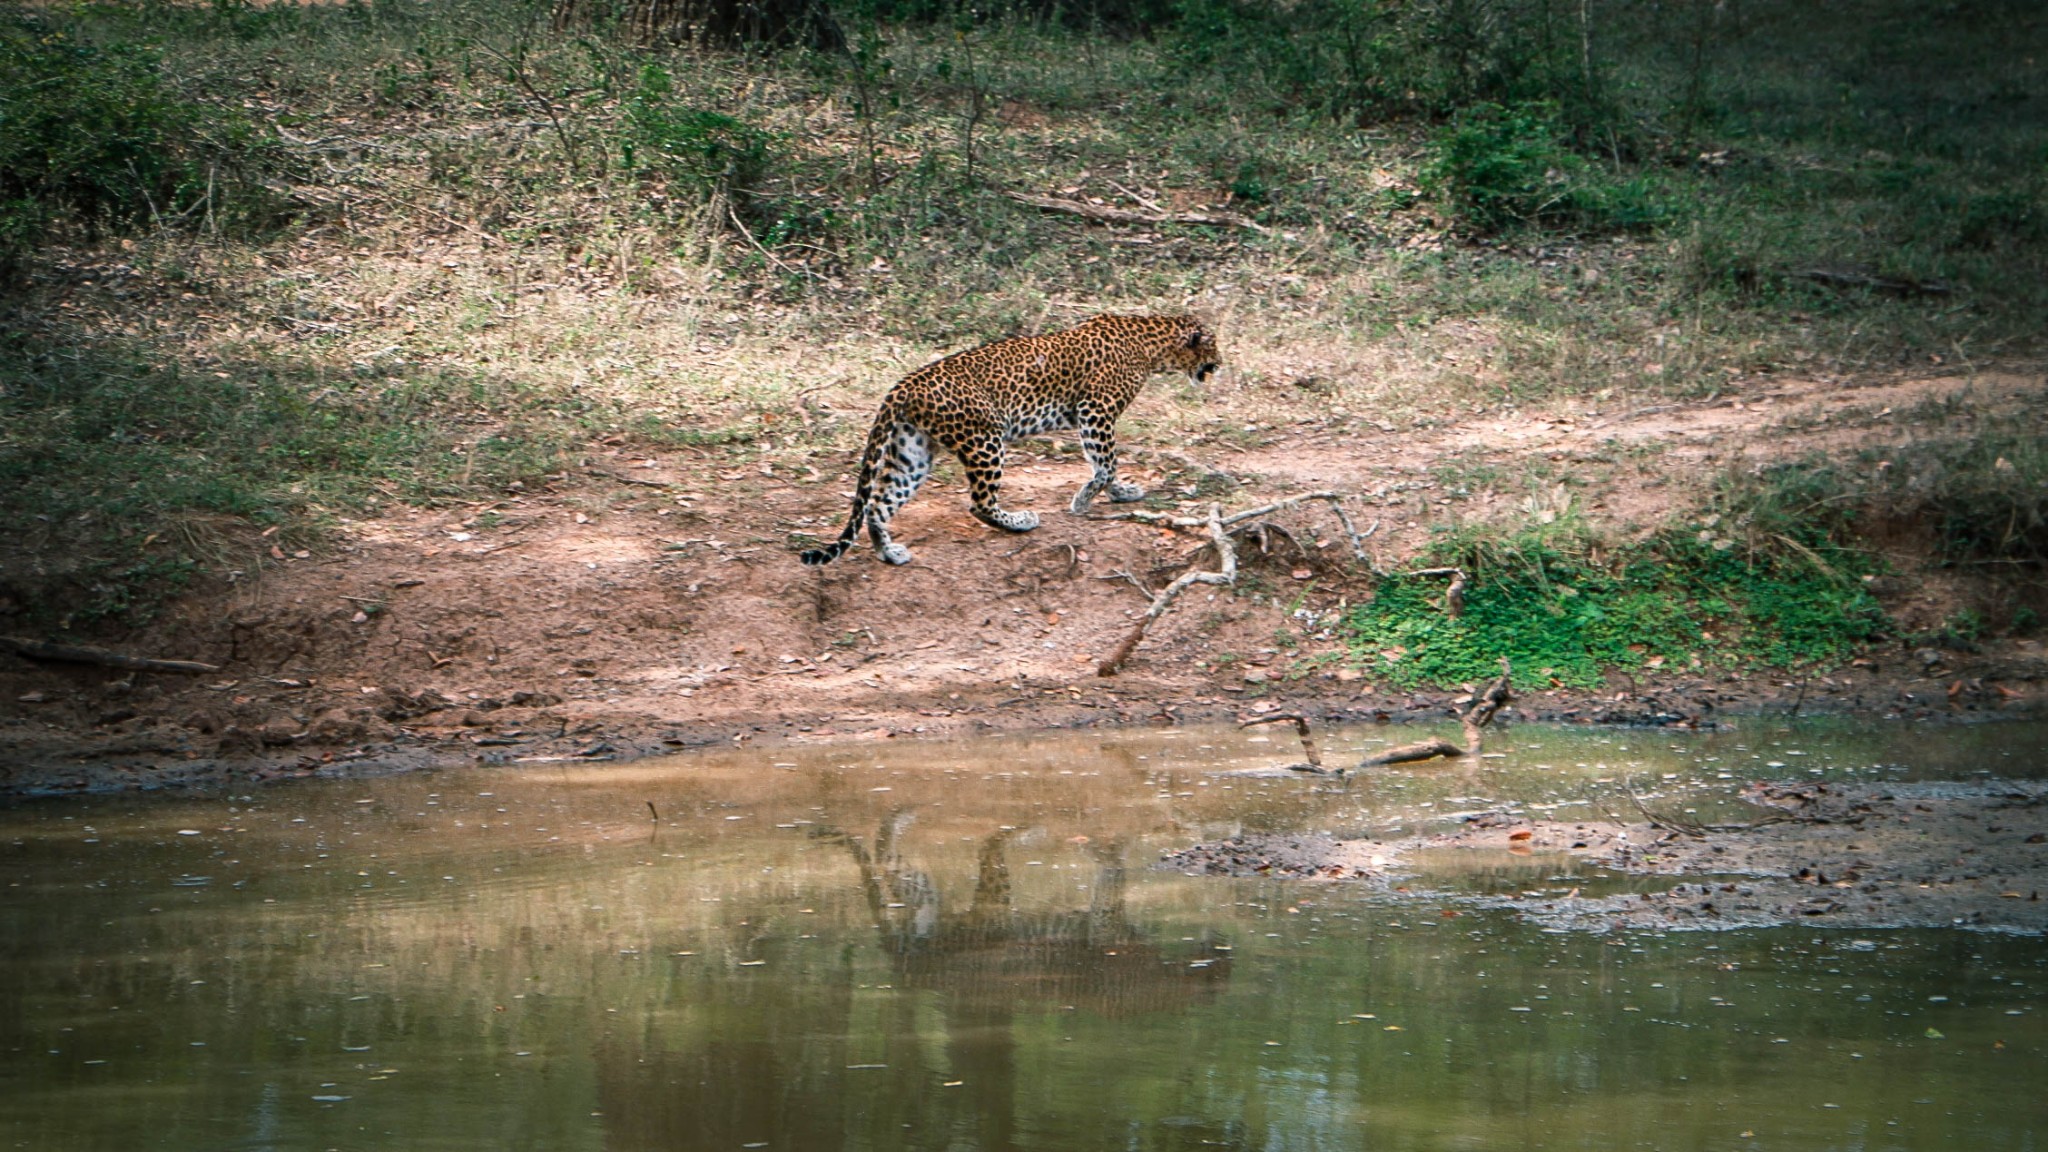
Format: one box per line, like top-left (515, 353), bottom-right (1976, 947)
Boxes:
top-left (3, 718), bottom-right (2045, 1150)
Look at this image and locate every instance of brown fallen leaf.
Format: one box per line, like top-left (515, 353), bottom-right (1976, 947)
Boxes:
top-left (1509, 829), bottom-right (1534, 842)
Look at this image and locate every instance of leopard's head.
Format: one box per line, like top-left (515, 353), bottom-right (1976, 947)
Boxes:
top-left (1170, 320), bottom-right (1222, 384)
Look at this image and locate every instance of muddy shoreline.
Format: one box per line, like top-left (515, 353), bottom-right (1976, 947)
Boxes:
top-left (1164, 778), bottom-right (2048, 934)
top-left (3, 656), bottom-right (2043, 800)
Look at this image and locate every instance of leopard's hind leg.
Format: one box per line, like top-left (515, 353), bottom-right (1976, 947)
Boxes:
top-left (864, 423), bottom-right (935, 565)
top-left (951, 431), bottom-right (1040, 533)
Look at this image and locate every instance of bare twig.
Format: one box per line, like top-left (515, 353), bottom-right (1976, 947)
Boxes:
top-left (1096, 569), bottom-right (1154, 597)
top-left (1622, 776), bottom-right (1709, 837)
top-left (1444, 569), bottom-right (1468, 620)
top-left (1400, 567), bottom-right (1469, 619)
top-left (3, 636), bottom-right (221, 675)
top-left (1092, 490), bottom-right (1352, 533)
top-left (474, 39), bottom-right (580, 176)
top-left (728, 205), bottom-right (810, 278)
top-left (1327, 502), bottom-right (1375, 565)
top-left (1006, 190), bottom-right (1269, 234)
top-left (1093, 492), bottom-right (1368, 675)
top-left (1098, 504), bottom-right (1236, 675)
top-left (1620, 775), bottom-right (1801, 836)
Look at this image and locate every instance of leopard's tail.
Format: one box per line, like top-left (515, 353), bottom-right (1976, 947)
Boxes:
top-left (800, 403), bottom-right (895, 566)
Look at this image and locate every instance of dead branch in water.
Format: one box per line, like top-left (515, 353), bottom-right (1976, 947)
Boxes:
top-left (1356, 658), bottom-right (1513, 767)
top-left (1240, 713), bottom-right (1324, 773)
top-left (2, 636), bottom-right (221, 675)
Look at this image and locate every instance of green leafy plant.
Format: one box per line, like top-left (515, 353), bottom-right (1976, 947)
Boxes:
top-left (1421, 101), bottom-right (1668, 234)
top-left (622, 63), bottom-right (773, 207)
top-left (1344, 512), bottom-right (1886, 689)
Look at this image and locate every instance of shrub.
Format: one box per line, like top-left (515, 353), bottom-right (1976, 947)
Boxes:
top-left (1873, 434), bottom-right (2048, 566)
top-left (0, 16), bottom-right (283, 275)
top-left (1420, 100), bottom-right (1668, 234)
top-left (622, 63), bottom-right (774, 207)
top-left (1343, 513), bottom-right (1885, 688)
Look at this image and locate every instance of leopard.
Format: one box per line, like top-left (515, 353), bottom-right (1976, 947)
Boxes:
top-left (799, 313), bottom-right (1221, 567)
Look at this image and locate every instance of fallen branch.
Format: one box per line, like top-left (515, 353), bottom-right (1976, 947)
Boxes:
top-left (1789, 267), bottom-right (1953, 297)
top-left (1097, 504), bottom-right (1235, 676)
top-left (1094, 490), bottom-right (1359, 535)
top-left (2, 636), bottom-right (221, 675)
top-left (1006, 190), bottom-right (1269, 234)
top-left (1240, 713), bottom-right (1325, 774)
top-left (1357, 658), bottom-right (1513, 767)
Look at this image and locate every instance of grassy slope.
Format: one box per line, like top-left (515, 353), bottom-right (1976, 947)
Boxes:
top-left (0, 0), bottom-right (2042, 662)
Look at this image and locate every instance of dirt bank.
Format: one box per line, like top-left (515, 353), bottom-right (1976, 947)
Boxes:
top-left (1164, 779), bottom-right (2048, 933)
top-left (5, 369), bottom-right (2047, 799)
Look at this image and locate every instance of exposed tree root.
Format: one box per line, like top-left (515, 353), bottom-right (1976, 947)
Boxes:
top-left (2, 636), bottom-right (221, 675)
top-left (1093, 492), bottom-right (1367, 675)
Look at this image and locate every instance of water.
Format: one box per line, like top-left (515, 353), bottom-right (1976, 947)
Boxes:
top-left (3, 719), bottom-right (2044, 1149)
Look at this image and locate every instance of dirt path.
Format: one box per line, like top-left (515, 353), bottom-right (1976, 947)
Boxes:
top-left (4, 369), bottom-right (2046, 797)
top-left (1164, 780), bottom-right (2048, 933)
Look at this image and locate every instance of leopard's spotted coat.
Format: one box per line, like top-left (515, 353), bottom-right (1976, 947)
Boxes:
top-left (799, 314), bottom-right (1221, 566)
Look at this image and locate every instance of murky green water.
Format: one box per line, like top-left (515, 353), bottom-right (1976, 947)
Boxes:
top-left (4, 718), bottom-right (2044, 1150)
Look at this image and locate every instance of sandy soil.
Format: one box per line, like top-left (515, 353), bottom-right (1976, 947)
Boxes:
top-left (1163, 780), bottom-right (2048, 933)
top-left (4, 368), bottom-right (2047, 798)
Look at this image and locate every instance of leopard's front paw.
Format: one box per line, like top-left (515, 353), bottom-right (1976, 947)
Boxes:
top-left (879, 543), bottom-right (912, 565)
top-left (1108, 479), bottom-right (1145, 503)
top-left (997, 509), bottom-right (1041, 532)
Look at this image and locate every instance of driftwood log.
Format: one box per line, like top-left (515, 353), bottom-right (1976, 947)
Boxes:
top-left (1356, 658), bottom-right (1514, 767)
top-left (2, 636), bottom-right (221, 675)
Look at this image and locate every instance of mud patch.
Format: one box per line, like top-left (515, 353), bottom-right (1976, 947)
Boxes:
top-left (1164, 780), bottom-right (2048, 933)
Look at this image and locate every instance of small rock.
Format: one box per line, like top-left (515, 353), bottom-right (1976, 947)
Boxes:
top-left (258, 718), bottom-right (304, 746)
top-left (18, 691), bottom-right (50, 703)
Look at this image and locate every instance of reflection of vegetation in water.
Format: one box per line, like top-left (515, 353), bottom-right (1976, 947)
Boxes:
top-left (3, 725), bottom-right (2047, 1148)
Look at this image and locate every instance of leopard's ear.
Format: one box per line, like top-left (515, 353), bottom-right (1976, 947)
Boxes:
top-left (1183, 327), bottom-right (1206, 349)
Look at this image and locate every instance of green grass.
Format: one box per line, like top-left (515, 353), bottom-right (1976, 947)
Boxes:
top-left (0, 330), bottom-right (577, 625)
top-left (1344, 517), bottom-right (1888, 689)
